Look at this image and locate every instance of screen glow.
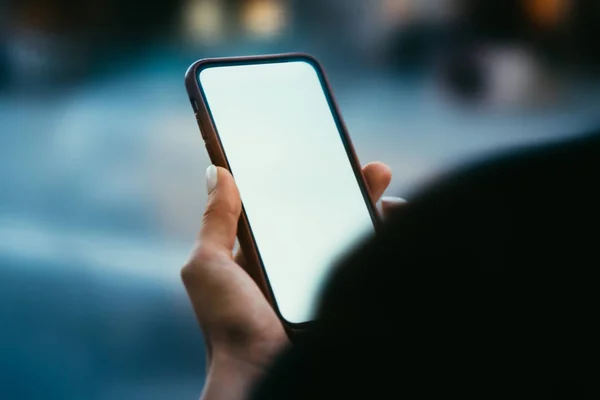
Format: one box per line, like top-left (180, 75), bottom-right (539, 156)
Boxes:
top-left (199, 60), bottom-right (374, 323)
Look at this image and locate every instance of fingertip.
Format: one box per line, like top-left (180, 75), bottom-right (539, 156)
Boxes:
top-left (206, 166), bottom-right (237, 197)
top-left (363, 162), bottom-right (392, 203)
top-left (364, 161), bottom-right (392, 182)
top-left (381, 196), bottom-right (407, 205)
top-left (206, 165), bottom-right (218, 194)
top-left (215, 165), bottom-right (232, 178)
top-left (208, 167), bottom-right (241, 211)
top-left (381, 196), bottom-right (408, 219)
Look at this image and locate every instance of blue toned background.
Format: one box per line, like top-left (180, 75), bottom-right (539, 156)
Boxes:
top-left (1, 1), bottom-right (599, 399)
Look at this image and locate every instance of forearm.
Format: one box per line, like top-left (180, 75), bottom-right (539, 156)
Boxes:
top-left (201, 351), bottom-right (267, 400)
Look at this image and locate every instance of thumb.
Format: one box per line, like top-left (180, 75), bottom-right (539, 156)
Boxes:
top-left (197, 165), bottom-right (242, 254)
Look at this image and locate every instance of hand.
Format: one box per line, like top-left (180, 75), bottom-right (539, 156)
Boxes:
top-left (181, 162), bottom-right (406, 400)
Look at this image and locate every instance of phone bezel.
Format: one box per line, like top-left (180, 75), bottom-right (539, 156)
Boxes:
top-left (185, 53), bottom-right (381, 335)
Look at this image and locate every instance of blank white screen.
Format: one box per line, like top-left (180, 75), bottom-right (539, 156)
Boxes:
top-left (200, 60), bottom-right (374, 323)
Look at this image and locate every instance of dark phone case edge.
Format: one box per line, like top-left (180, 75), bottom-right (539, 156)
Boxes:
top-left (184, 52), bottom-right (381, 338)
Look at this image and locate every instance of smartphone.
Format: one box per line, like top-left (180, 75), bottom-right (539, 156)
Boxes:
top-left (185, 53), bottom-right (379, 334)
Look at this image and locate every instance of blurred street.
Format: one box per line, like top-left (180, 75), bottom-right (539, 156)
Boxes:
top-left (1, 0), bottom-right (600, 398)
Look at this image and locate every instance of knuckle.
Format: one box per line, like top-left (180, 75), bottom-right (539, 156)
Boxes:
top-left (194, 246), bottom-right (221, 265)
top-left (180, 262), bottom-right (196, 285)
top-left (203, 197), bottom-right (240, 224)
top-left (180, 246), bottom-right (219, 284)
top-left (203, 206), bottom-right (236, 225)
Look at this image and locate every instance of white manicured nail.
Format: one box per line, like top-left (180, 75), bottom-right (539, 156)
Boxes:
top-left (206, 165), bottom-right (218, 194)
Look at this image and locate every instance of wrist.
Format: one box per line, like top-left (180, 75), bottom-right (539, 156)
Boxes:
top-left (209, 334), bottom-right (288, 375)
top-left (200, 329), bottom-right (290, 400)
top-left (201, 349), bottom-right (274, 400)
top-left (209, 348), bottom-right (265, 380)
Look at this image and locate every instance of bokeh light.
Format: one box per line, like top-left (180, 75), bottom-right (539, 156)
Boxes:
top-left (1, 1), bottom-right (599, 399)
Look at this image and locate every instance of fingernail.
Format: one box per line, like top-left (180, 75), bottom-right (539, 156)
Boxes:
top-left (206, 165), bottom-right (218, 194)
top-left (381, 196), bottom-right (407, 204)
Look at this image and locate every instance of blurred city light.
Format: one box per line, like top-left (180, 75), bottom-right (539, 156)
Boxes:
top-left (525, 0), bottom-right (569, 28)
top-left (183, 0), bottom-right (227, 43)
top-left (381, 0), bottom-right (411, 24)
top-left (1, 1), bottom-right (599, 399)
top-left (241, 0), bottom-right (288, 38)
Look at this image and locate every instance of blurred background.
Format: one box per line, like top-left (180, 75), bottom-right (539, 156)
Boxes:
top-left (1, 0), bottom-right (599, 398)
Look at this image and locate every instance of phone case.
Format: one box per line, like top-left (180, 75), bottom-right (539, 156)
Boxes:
top-left (185, 53), bottom-right (381, 337)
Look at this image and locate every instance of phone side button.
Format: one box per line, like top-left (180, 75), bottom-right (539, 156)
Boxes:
top-left (197, 117), bottom-right (208, 140)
